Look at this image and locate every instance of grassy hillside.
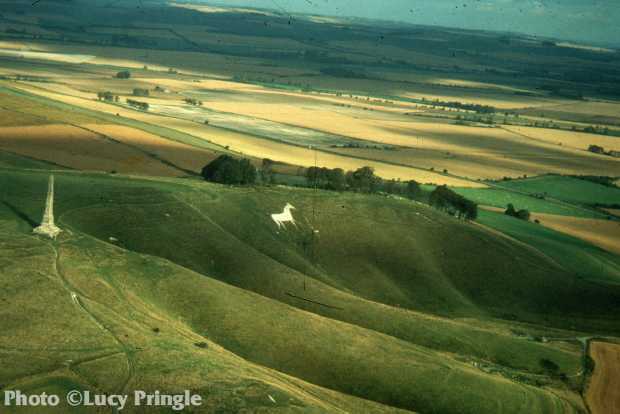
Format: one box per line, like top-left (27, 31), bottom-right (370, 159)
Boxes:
top-left (0, 168), bottom-right (587, 371)
top-left (20, 170), bottom-right (612, 334)
top-left (60, 235), bottom-right (580, 414)
top-left (2, 168), bottom-right (609, 411)
top-left (477, 210), bottom-right (620, 285)
top-left (0, 221), bottom-right (408, 414)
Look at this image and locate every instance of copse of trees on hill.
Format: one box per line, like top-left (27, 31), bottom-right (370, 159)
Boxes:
top-left (306, 166), bottom-right (347, 191)
top-left (435, 101), bottom-right (495, 114)
top-left (126, 99), bottom-right (149, 111)
top-left (429, 185), bottom-right (478, 220)
top-left (96, 91), bottom-right (118, 102)
top-left (505, 204), bottom-right (531, 221)
top-left (305, 166), bottom-right (423, 200)
top-left (201, 155), bottom-right (257, 185)
top-left (184, 97), bottom-right (203, 106)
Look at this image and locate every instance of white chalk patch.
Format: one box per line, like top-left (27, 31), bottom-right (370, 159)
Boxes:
top-left (271, 203), bottom-right (297, 229)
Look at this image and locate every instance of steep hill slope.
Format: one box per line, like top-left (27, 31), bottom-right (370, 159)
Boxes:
top-left (45, 173), bottom-right (620, 334)
top-left (3, 167), bottom-right (618, 412)
top-left (0, 220), bottom-right (410, 413)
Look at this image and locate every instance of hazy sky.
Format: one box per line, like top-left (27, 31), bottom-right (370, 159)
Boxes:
top-left (206, 0), bottom-right (620, 46)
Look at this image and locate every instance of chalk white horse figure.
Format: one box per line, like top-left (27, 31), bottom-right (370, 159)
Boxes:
top-left (271, 203), bottom-right (297, 229)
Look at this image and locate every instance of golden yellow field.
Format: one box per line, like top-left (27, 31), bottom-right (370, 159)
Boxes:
top-left (503, 125), bottom-right (620, 152)
top-left (603, 208), bottom-right (620, 217)
top-left (552, 101), bottom-right (620, 117)
top-left (0, 124), bottom-right (182, 176)
top-left (586, 341), bottom-right (620, 414)
top-left (531, 213), bottom-right (620, 256)
top-left (328, 147), bottom-right (543, 179)
top-left (82, 124), bottom-right (217, 173)
top-left (6, 81), bottom-right (482, 186)
top-left (166, 118), bottom-right (479, 185)
top-left (196, 90), bottom-right (615, 175)
top-left (171, 2), bottom-right (276, 17)
top-left (399, 90), bottom-right (565, 109)
top-left (1, 36), bottom-right (617, 184)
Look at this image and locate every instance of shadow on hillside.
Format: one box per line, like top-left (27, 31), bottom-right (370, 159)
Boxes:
top-left (2, 201), bottom-right (37, 228)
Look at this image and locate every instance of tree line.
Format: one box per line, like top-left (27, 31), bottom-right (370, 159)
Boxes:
top-left (201, 156), bottom-right (478, 220)
top-left (429, 185), bottom-right (478, 220)
top-left (126, 99), bottom-right (149, 111)
top-left (305, 166), bottom-right (423, 200)
top-left (201, 155), bottom-right (256, 185)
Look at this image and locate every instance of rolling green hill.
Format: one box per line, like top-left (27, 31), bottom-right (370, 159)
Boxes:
top-left (0, 220), bottom-right (410, 414)
top-left (47, 173), bottom-right (620, 333)
top-left (476, 210), bottom-right (620, 285)
top-left (2, 167), bottom-right (618, 413)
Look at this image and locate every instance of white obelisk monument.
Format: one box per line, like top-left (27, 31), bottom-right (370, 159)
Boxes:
top-left (33, 175), bottom-right (61, 239)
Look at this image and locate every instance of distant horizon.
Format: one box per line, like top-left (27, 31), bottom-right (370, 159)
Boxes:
top-left (200, 0), bottom-right (620, 48)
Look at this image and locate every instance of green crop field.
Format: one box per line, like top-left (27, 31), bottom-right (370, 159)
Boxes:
top-left (494, 175), bottom-right (620, 207)
top-left (2, 167), bottom-right (612, 413)
top-left (451, 186), bottom-right (606, 218)
top-left (477, 209), bottom-right (620, 285)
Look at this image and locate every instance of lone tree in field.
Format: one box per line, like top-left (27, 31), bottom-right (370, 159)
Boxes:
top-left (97, 91), bottom-right (115, 102)
top-left (133, 88), bottom-right (149, 97)
top-left (505, 204), bottom-right (531, 221)
top-left (116, 70), bottom-right (131, 79)
top-left (201, 155), bottom-right (257, 185)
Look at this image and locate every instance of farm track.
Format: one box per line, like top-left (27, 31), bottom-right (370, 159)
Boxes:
top-left (50, 241), bottom-right (136, 395)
